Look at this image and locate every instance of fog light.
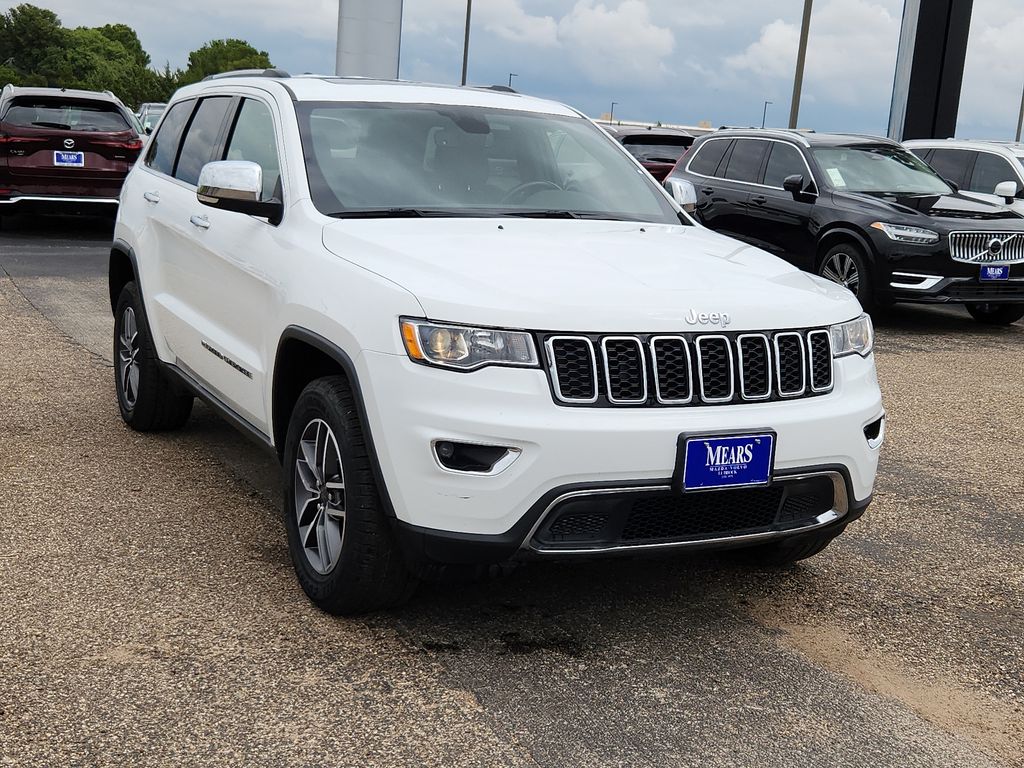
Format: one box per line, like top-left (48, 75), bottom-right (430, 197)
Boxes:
top-left (436, 441), bottom-right (456, 460)
top-left (432, 440), bottom-right (520, 473)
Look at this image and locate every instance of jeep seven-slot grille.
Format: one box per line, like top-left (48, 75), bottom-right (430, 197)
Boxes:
top-left (544, 329), bottom-right (832, 407)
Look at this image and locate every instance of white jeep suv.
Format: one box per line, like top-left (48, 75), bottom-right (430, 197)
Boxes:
top-left (110, 71), bottom-right (884, 614)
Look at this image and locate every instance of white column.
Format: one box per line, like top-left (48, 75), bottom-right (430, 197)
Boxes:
top-left (336, 0), bottom-right (404, 79)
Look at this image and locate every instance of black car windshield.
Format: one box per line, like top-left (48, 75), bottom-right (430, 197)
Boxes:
top-left (3, 100), bottom-right (130, 132)
top-left (812, 145), bottom-right (951, 195)
top-left (620, 137), bottom-right (690, 164)
top-left (297, 102), bottom-right (682, 223)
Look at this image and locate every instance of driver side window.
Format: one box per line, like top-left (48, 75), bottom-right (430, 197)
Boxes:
top-left (224, 99), bottom-right (282, 202)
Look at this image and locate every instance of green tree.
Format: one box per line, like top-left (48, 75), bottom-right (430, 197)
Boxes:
top-left (180, 39), bottom-right (272, 85)
top-left (0, 4), bottom-right (66, 74)
top-left (96, 23), bottom-right (150, 68)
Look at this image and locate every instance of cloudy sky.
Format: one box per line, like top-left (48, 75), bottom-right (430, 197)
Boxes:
top-left (14, 0), bottom-right (1024, 139)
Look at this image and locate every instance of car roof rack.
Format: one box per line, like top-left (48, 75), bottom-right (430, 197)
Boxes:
top-left (202, 68), bottom-right (291, 81)
top-left (474, 84), bottom-right (517, 93)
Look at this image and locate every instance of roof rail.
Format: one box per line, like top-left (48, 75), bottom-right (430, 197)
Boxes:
top-left (712, 127), bottom-right (814, 147)
top-left (475, 84), bottom-right (517, 94)
top-left (202, 68), bottom-right (291, 81)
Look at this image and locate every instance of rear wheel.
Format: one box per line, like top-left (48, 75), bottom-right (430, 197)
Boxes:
top-left (817, 242), bottom-right (877, 314)
top-left (283, 376), bottom-right (414, 615)
top-left (114, 282), bottom-right (193, 431)
top-left (965, 303), bottom-right (1024, 325)
top-left (728, 527), bottom-right (844, 567)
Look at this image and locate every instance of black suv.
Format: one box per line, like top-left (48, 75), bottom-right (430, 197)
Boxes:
top-left (665, 129), bottom-right (1024, 325)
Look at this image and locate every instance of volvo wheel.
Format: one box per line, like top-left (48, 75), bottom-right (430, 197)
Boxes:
top-left (282, 376), bottom-right (414, 614)
top-left (965, 303), bottom-right (1024, 326)
top-left (818, 243), bottom-right (877, 314)
top-left (113, 282), bottom-right (193, 431)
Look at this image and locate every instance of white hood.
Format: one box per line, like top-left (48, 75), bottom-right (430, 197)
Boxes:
top-left (321, 219), bottom-right (862, 332)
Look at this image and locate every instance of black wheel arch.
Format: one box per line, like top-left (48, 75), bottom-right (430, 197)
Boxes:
top-left (815, 225), bottom-right (874, 270)
top-left (109, 239), bottom-right (141, 314)
top-left (272, 326), bottom-right (397, 519)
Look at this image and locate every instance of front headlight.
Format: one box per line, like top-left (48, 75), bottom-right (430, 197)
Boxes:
top-left (400, 318), bottom-right (539, 371)
top-left (829, 314), bottom-right (874, 358)
top-left (870, 221), bottom-right (939, 244)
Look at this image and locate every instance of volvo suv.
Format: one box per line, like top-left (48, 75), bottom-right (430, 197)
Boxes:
top-left (0, 85), bottom-right (143, 216)
top-left (666, 129), bottom-right (1024, 325)
top-left (110, 72), bottom-right (884, 613)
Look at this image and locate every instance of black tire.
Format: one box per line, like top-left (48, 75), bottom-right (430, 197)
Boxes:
top-left (282, 376), bottom-right (414, 615)
top-left (727, 527), bottom-right (844, 567)
top-left (965, 303), bottom-right (1024, 326)
top-left (113, 282), bottom-right (193, 431)
top-left (817, 242), bottom-right (877, 314)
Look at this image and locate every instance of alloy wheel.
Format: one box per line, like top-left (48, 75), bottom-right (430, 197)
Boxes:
top-left (820, 252), bottom-right (860, 295)
top-left (118, 307), bottom-right (141, 408)
top-left (294, 418), bottom-right (346, 575)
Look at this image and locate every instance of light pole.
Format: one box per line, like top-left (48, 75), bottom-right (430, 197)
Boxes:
top-left (1016, 80), bottom-right (1024, 142)
top-left (460, 0), bottom-right (473, 86)
top-left (789, 0), bottom-right (813, 129)
top-left (508, 72), bottom-right (517, 89)
top-left (610, 101), bottom-right (618, 124)
top-left (761, 100), bottom-right (773, 128)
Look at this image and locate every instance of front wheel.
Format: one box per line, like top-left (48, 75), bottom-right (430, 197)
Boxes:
top-left (817, 243), bottom-right (877, 314)
top-left (282, 376), bottom-right (414, 615)
top-left (965, 303), bottom-right (1024, 326)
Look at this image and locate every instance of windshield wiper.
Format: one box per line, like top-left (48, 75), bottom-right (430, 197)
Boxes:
top-left (327, 208), bottom-right (462, 219)
top-left (31, 121), bottom-right (73, 130)
top-left (501, 209), bottom-right (584, 219)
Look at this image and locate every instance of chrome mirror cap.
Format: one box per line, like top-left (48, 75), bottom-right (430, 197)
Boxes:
top-left (197, 160), bottom-right (263, 204)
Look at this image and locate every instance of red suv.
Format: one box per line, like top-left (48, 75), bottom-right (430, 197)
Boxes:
top-left (0, 85), bottom-right (143, 216)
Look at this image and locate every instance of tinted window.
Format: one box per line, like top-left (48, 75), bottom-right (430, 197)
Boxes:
top-left (224, 99), bottom-right (281, 201)
top-left (620, 135), bottom-right (691, 163)
top-left (175, 96), bottom-right (233, 186)
top-left (763, 142), bottom-right (807, 187)
top-left (3, 99), bottom-right (129, 131)
top-left (145, 99), bottom-right (193, 176)
top-left (970, 152), bottom-right (1019, 194)
top-left (723, 139), bottom-right (768, 183)
top-left (688, 139), bottom-right (730, 176)
top-left (927, 148), bottom-right (971, 188)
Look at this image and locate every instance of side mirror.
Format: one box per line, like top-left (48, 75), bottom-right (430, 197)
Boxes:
top-left (144, 125), bottom-right (153, 135)
top-left (664, 177), bottom-right (697, 213)
top-left (943, 178), bottom-right (959, 194)
top-left (993, 180), bottom-right (1018, 204)
top-left (197, 161), bottom-right (282, 225)
top-left (782, 174), bottom-right (804, 195)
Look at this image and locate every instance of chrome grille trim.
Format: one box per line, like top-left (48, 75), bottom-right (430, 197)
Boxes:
top-left (807, 330), bottom-right (834, 393)
top-left (948, 231), bottom-right (1024, 264)
top-left (695, 334), bottom-right (735, 404)
top-left (601, 336), bottom-right (648, 404)
top-left (545, 336), bottom-right (598, 404)
top-left (649, 335), bottom-right (693, 404)
top-left (736, 333), bottom-right (772, 401)
top-left (774, 332), bottom-right (807, 398)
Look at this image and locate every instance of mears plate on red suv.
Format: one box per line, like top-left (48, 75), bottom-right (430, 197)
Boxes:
top-left (53, 150), bottom-right (84, 167)
top-left (682, 433), bottom-right (775, 491)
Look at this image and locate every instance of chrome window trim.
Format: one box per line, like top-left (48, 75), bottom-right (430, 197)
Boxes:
top-left (695, 334), bottom-right (735, 404)
top-left (545, 335), bottom-right (599, 404)
top-left (521, 471), bottom-right (848, 555)
top-left (806, 329), bottom-right (834, 393)
top-left (684, 136), bottom-right (817, 194)
top-left (600, 336), bottom-right (648, 405)
top-left (735, 333), bottom-right (772, 400)
top-left (649, 335), bottom-right (693, 405)
top-left (774, 331), bottom-right (807, 398)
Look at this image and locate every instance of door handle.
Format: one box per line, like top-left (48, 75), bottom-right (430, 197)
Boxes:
top-left (700, 186), bottom-right (714, 195)
top-left (143, 191), bottom-right (160, 203)
top-left (750, 195), bottom-right (767, 205)
top-left (189, 214), bottom-right (210, 230)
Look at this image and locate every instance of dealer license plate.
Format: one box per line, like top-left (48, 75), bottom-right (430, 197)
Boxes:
top-left (53, 151), bottom-right (84, 167)
top-left (980, 265), bottom-right (1009, 281)
top-left (682, 433), bottom-right (774, 491)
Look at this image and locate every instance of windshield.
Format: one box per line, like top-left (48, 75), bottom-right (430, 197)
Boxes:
top-left (2, 100), bottom-right (130, 132)
top-left (621, 137), bottom-right (690, 164)
top-left (812, 145), bottom-right (951, 195)
top-left (297, 102), bottom-right (681, 222)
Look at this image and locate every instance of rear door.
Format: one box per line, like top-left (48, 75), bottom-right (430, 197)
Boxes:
top-left (0, 97), bottom-right (141, 194)
top-left (701, 138), bottom-right (769, 241)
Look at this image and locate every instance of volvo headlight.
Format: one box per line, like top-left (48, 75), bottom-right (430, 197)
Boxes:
top-left (829, 314), bottom-right (874, 358)
top-left (870, 222), bottom-right (939, 244)
top-left (400, 318), bottom-right (539, 370)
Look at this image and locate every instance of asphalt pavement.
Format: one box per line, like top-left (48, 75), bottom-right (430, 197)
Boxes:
top-left (1, 212), bottom-right (1021, 767)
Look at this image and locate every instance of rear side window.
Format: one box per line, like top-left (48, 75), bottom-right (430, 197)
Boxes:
top-left (723, 139), bottom-right (768, 183)
top-left (688, 139), bottom-right (730, 177)
top-left (763, 142), bottom-right (807, 188)
top-left (146, 100), bottom-right (194, 176)
top-left (969, 152), bottom-right (1019, 194)
top-left (2, 99), bottom-right (129, 131)
top-left (174, 96), bottom-right (234, 187)
top-left (927, 148), bottom-right (972, 188)
top-left (224, 98), bottom-right (282, 201)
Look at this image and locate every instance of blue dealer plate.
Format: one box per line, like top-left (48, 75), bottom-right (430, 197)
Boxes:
top-left (980, 265), bottom-right (1009, 281)
top-left (53, 151), bottom-right (84, 167)
top-left (682, 433), bottom-right (774, 491)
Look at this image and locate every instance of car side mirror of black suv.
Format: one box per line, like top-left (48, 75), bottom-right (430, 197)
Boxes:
top-left (783, 174), bottom-right (808, 199)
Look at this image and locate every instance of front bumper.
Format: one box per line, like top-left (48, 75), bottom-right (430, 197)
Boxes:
top-left (357, 350), bottom-right (884, 559)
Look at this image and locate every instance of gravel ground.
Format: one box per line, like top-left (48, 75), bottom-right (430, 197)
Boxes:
top-left (1, 214), bottom-right (1022, 766)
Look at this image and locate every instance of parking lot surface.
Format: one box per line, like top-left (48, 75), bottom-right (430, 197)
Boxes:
top-left (1, 214), bottom-right (1022, 767)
